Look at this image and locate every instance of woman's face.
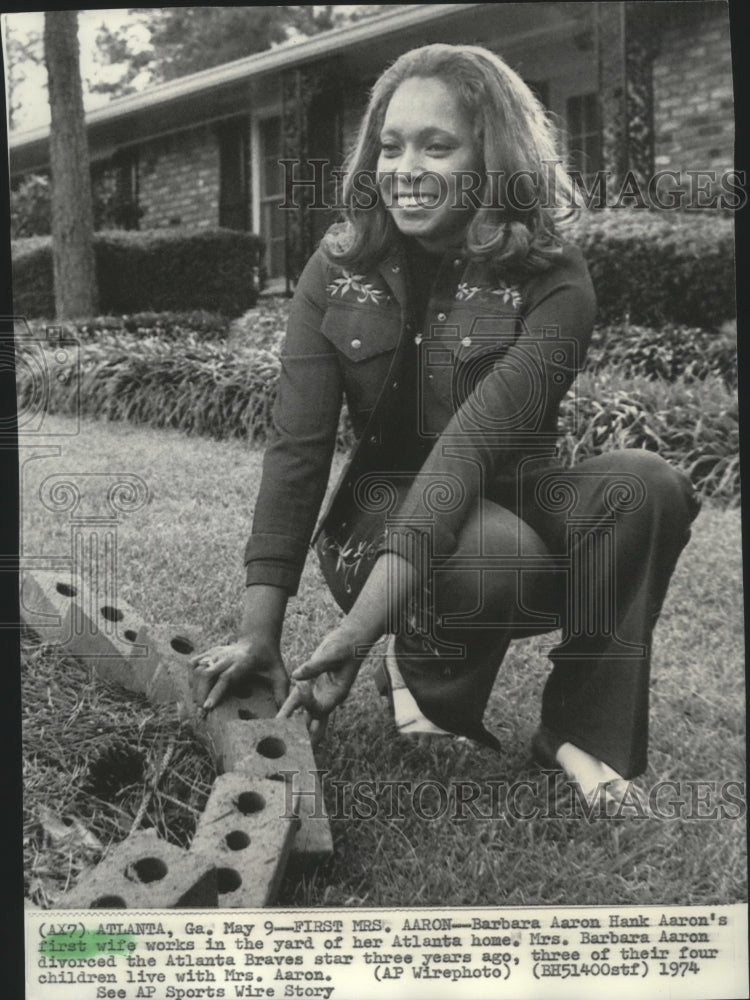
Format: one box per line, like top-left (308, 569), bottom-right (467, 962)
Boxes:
top-left (377, 75), bottom-right (482, 252)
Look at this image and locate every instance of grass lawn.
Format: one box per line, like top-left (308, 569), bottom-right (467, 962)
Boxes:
top-left (21, 413), bottom-right (746, 908)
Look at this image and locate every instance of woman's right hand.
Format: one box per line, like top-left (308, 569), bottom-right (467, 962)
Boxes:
top-left (188, 635), bottom-right (289, 712)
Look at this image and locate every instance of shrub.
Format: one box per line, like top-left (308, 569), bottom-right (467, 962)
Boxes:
top-left (586, 320), bottom-right (737, 386)
top-left (227, 297), bottom-right (290, 353)
top-left (10, 174), bottom-right (51, 239)
top-left (11, 228), bottom-right (264, 319)
top-left (559, 371), bottom-right (739, 504)
top-left (566, 208), bottom-right (735, 329)
top-left (24, 311), bottom-right (232, 342)
top-left (16, 332), bottom-right (738, 503)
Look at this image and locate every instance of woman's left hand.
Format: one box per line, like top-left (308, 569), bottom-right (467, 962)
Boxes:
top-left (276, 623), bottom-right (368, 740)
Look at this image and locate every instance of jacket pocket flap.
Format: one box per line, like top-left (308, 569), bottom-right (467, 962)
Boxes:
top-left (322, 306), bottom-right (402, 361)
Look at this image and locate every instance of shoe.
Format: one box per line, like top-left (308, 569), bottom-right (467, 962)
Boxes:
top-left (597, 778), bottom-right (651, 817)
top-left (378, 635), bottom-right (452, 736)
top-left (532, 729), bottom-right (650, 817)
top-left (531, 725), bottom-right (564, 770)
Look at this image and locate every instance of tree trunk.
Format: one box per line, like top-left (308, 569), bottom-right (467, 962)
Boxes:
top-left (44, 10), bottom-right (98, 319)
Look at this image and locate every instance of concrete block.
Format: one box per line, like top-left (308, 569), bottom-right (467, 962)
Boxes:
top-left (19, 569), bottom-right (152, 693)
top-left (69, 592), bottom-right (150, 693)
top-left (19, 569), bottom-right (80, 645)
top-left (57, 829), bottom-right (218, 909)
top-left (229, 717), bottom-right (333, 867)
top-left (202, 674), bottom-right (279, 762)
top-left (131, 622), bottom-right (209, 717)
top-left (190, 774), bottom-right (297, 908)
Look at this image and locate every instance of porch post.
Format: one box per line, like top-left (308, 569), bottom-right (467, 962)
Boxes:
top-left (597, 1), bottom-right (659, 190)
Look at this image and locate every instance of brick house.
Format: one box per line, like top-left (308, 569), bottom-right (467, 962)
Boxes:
top-left (9, 1), bottom-right (734, 289)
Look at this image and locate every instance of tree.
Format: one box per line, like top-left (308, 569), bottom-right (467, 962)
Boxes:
top-left (4, 18), bottom-right (43, 130)
top-left (90, 6), bottom-right (387, 99)
top-left (44, 10), bottom-right (98, 318)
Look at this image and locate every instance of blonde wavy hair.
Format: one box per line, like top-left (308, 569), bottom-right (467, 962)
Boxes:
top-left (324, 43), bottom-right (575, 273)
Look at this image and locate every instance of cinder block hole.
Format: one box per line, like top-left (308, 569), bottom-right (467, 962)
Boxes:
top-left (90, 895), bottom-right (127, 908)
top-left (100, 605), bottom-right (124, 622)
top-left (238, 709), bottom-right (256, 720)
top-left (256, 736), bottom-right (286, 759)
top-left (233, 676), bottom-right (259, 698)
top-left (123, 629), bottom-right (138, 642)
top-left (125, 857), bottom-right (168, 884)
top-left (56, 582), bottom-right (77, 597)
top-left (235, 791), bottom-right (265, 815)
top-left (171, 636), bottom-right (195, 655)
top-left (225, 830), bottom-right (251, 851)
top-left (216, 868), bottom-right (242, 894)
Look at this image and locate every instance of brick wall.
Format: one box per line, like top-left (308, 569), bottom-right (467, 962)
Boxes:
top-left (653, 5), bottom-right (733, 175)
top-left (138, 124), bottom-right (220, 229)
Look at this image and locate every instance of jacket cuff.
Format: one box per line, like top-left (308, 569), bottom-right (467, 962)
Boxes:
top-left (244, 560), bottom-right (302, 595)
top-left (243, 533), bottom-right (309, 595)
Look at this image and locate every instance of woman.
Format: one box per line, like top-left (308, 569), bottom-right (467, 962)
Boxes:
top-left (191, 44), bottom-right (699, 802)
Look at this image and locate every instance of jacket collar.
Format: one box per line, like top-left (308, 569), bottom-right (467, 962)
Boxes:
top-left (376, 244), bottom-right (408, 306)
top-left (376, 239), bottom-right (467, 306)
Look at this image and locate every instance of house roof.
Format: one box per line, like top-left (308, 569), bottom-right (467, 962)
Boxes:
top-left (9, 3), bottom-right (483, 154)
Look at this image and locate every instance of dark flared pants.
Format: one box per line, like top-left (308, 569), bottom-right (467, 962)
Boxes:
top-left (316, 450), bottom-right (701, 778)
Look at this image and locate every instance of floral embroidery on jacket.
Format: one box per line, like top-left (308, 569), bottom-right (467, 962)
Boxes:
top-left (327, 270), bottom-right (386, 305)
top-left (455, 279), bottom-right (523, 308)
top-left (456, 281), bottom-right (481, 301)
top-left (320, 531), bottom-right (385, 594)
top-left (491, 282), bottom-right (523, 308)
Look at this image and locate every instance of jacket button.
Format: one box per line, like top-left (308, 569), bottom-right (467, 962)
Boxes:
top-left (437, 312), bottom-right (447, 322)
top-left (392, 381), bottom-right (399, 390)
top-left (391, 264), bottom-right (401, 273)
top-left (462, 336), bottom-right (472, 347)
top-left (453, 257), bottom-right (462, 267)
top-left (351, 338), bottom-right (362, 350)
top-left (369, 434), bottom-right (378, 445)
top-left (404, 322), bottom-right (414, 334)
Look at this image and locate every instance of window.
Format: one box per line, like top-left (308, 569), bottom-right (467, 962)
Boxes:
top-left (566, 93), bottom-right (603, 177)
top-left (218, 118), bottom-right (250, 230)
top-left (91, 149), bottom-right (140, 230)
top-left (258, 116), bottom-right (286, 279)
top-left (115, 149), bottom-right (140, 229)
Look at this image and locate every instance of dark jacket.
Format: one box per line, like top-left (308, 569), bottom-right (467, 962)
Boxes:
top-left (244, 238), bottom-right (596, 594)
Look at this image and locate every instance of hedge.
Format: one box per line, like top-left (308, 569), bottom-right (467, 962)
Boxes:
top-left (24, 310), bottom-right (232, 343)
top-left (567, 208), bottom-right (735, 330)
top-left (557, 370), bottom-right (739, 504)
top-left (16, 332), bottom-right (739, 503)
top-left (585, 320), bottom-right (737, 386)
top-left (11, 228), bottom-right (264, 319)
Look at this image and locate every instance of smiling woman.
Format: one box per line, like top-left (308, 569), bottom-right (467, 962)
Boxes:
top-left (192, 43), bottom-right (700, 810)
top-left (375, 76), bottom-right (480, 252)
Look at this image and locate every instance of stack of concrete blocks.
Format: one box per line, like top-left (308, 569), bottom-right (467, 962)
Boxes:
top-left (20, 568), bottom-right (333, 909)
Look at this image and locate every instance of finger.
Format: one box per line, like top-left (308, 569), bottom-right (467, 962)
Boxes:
top-left (308, 714), bottom-right (329, 748)
top-left (189, 646), bottom-right (221, 669)
top-left (269, 667), bottom-right (290, 709)
top-left (276, 686), bottom-right (305, 719)
top-left (194, 671), bottom-right (213, 709)
top-left (292, 656), bottom-right (336, 682)
top-left (203, 672), bottom-right (232, 711)
top-left (293, 678), bottom-right (328, 718)
top-left (201, 652), bottom-right (234, 677)
top-left (188, 649), bottom-right (210, 668)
